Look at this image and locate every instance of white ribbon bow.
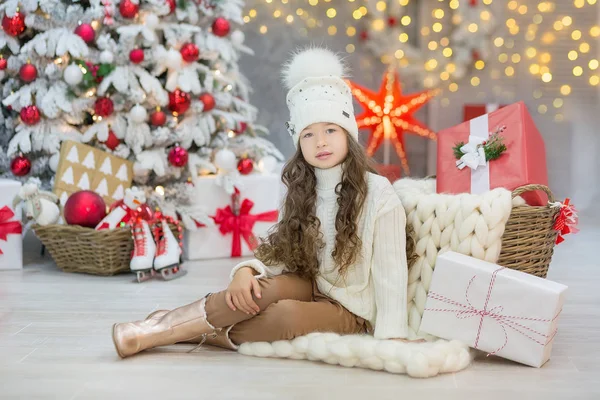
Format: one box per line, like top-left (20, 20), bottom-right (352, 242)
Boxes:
top-left (456, 136), bottom-right (487, 170)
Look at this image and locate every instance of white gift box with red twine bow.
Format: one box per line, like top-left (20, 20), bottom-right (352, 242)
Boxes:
top-left (420, 251), bottom-right (567, 368)
top-left (0, 179), bottom-right (23, 271)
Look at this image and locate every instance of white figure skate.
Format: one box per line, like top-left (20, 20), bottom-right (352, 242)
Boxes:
top-left (130, 219), bottom-right (156, 283)
top-left (153, 219), bottom-right (185, 281)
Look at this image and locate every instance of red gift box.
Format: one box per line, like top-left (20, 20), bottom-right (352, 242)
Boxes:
top-left (437, 101), bottom-right (549, 206)
top-left (463, 103), bottom-right (507, 122)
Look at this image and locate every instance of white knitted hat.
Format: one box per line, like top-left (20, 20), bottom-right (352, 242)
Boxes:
top-left (282, 47), bottom-right (358, 148)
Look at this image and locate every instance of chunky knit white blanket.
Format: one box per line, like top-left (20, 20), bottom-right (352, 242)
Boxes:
top-left (238, 178), bottom-right (519, 378)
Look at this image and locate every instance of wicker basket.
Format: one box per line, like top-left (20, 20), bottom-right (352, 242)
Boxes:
top-left (33, 223), bottom-right (180, 276)
top-left (497, 184), bottom-right (560, 278)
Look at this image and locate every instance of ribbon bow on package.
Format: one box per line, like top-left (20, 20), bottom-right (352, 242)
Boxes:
top-left (550, 198), bottom-right (579, 245)
top-left (0, 206), bottom-right (22, 255)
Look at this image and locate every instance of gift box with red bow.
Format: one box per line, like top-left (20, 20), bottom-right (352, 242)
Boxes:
top-left (437, 101), bottom-right (549, 205)
top-left (183, 173), bottom-right (282, 260)
top-left (420, 251), bottom-right (567, 368)
top-left (0, 179), bottom-right (23, 271)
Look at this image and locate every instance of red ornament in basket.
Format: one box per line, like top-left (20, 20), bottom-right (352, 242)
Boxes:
top-left (95, 187), bottom-right (152, 230)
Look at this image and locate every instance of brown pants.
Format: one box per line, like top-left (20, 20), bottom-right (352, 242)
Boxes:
top-left (204, 273), bottom-right (369, 345)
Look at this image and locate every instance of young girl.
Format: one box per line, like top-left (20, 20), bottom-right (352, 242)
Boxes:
top-left (112, 47), bottom-right (410, 357)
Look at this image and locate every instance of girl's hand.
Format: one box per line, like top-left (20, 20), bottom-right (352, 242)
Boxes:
top-left (226, 267), bottom-right (262, 315)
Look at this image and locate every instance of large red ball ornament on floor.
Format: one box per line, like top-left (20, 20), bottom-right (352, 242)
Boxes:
top-left (64, 191), bottom-right (107, 228)
top-left (19, 63), bottom-right (37, 82)
top-left (2, 12), bottom-right (26, 36)
top-left (168, 146), bottom-right (189, 167)
top-left (212, 17), bottom-right (230, 37)
top-left (20, 105), bottom-right (41, 125)
top-left (168, 89), bottom-right (191, 114)
top-left (119, 0), bottom-right (139, 18)
top-left (74, 23), bottom-right (95, 43)
top-left (95, 97), bottom-right (114, 117)
top-left (10, 155), bottom-right (31, 176)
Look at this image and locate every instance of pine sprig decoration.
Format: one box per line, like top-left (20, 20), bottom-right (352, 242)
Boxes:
top-left (454, 126), bottom-right (507, 162)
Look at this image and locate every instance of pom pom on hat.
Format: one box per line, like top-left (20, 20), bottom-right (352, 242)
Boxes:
top-left (282, 47), bottom-right (348, 90)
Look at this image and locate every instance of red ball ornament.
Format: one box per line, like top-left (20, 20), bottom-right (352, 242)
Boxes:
top-left (180, 43), bottom-right (199, 62)
top-left (168, 146), bottom-right (189, 167)
top-left (19, 63), bottom-right (37, 82)
top-left (64, 191), bottom-right (107, 228)
top-left (237, 158), bottom-right (253, 175)
top-left (74, 23), bottom-right (95, 43)
top-left (20, 105), bottom-right (41, 125)
top-left (0, 58), bottom-right (7, 70)
top-left (212, 17), bottom-right (231, 37)
top-left (119, 0), bottom-right (139, 18)
top-left (129, 48), bottom-right (144, 64)
top-left (150, 108), bottom-right (167, 126)
top-left (234, 121), bottom-right (247, 135)
top-left (95, 97), bottom-right (114, 117)
top-left (166, 0), bottom-right (176, 14)
top-left (199, 92), bottom-right (215, 112)
top-left (2, 12), bottom-right (26, 37)
top-left (10, 155), bottom-right (31, 176)
top-left (168, 89), bottom-right (191, 114)
top-left (103, 130), bottom-right (120, 150)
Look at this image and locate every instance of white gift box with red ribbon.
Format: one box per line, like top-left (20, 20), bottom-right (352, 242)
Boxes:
top-left (420, 251), bottom-right (567, 367)
top-left (183, 173), bottom-right (283, 261)
top-left (0, 179), bottom-right (23, 271)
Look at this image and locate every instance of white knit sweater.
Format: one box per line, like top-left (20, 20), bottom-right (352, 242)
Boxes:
top-left (229, 164), bottom-right (408, 339)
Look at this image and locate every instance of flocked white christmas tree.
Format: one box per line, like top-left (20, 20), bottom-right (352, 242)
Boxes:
top-left (0, 0), bottom-right (283, 228)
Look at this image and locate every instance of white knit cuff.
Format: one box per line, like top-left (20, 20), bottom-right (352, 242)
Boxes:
top-left (229, 259), bottom-right (267, 281)
top-left (373, 322), bottom-right (408, 340)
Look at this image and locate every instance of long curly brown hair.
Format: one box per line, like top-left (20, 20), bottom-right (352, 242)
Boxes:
top-left (254, 135), bottom-right (378, 279)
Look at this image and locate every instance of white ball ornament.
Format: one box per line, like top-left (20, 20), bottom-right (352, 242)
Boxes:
top-left (214, 148), bottom-right (237, 171)
top-left (144, 13), bottom-right (160, 29)
top-left (64, 64), bottom-right (83, 86)
top-left (100, 50), bottom-right (114, 64)
top-left (49, 153), bottom-right (59, 172)
top-left (258, 155), bottom-right (278, 174)
top-left (231, 30), bottom-right (245, 46)
top-left (130, 104), bottom-right (148, 123)
top-left (166, 48), bottom-right (183, 70)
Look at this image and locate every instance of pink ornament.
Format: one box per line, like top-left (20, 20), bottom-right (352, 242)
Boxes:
top-left (129, 48), bottom-right (144, 64)
top-left (168, 146), bottom-right (189, 167)
top-left (74, 23), bottom-right (95, 43)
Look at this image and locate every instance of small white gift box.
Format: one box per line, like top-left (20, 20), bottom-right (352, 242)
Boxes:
top-left (420, 251), bottom-right (567, 367)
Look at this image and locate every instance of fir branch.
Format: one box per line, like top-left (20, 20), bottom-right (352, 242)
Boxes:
top-left (453, 129), bottom-right (507, 162)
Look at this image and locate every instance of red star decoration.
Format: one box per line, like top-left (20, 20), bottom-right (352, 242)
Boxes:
top-left (346, 68), bottom-right (438, 176)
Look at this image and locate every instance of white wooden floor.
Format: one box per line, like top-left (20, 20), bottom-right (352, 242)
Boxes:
top-left (1, 212), bottom-right (598, 400)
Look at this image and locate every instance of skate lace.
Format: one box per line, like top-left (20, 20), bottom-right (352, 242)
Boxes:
top-left (156, 227), bottom-right (167, 256)
top-left (133, 226), bottom-right (146, 256)
top-left (188, 331), bottom-right (219, 353)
